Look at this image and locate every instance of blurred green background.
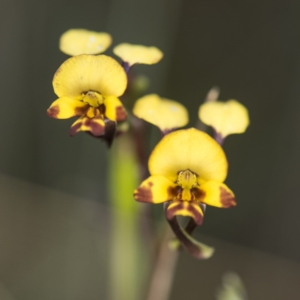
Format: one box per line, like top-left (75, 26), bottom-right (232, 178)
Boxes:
top-left (1, 0), bottom-right (300, 299)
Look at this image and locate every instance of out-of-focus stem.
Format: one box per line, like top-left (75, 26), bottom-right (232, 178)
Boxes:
top-left (131, 117), bottom-right (156, 250)
top-left (145, 226), bottom-right (179, 300)
top-left (108, 134), bottom-right (141, 300)
top-left (109, 209), bottom-right (140, 300)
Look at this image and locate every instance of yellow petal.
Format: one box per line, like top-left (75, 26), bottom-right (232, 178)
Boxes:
top-left (199, 180), bottom-right (236, 208)
top-left (113, 43), bottom-right (163, 66)
top-left (149, 128), bottom-right (228, 182)
top-left (104, 96), bottom-right (127, 121)
top-left (59, 29), bottom-right (112, 56)
top-left (133, 94), bottom-right (188, 132)
top-left (70, 116), bottom-right (105, 137)
top-left (199, 100), bottom-right (249, 137)
top-left (53, 54), bottom-right (127, 98)
top-left (134, 175), bottom-right (178, 204)
top-left (47, 97), bottom-right (88, 119)
top-left (166, 200), bottom-right (204, 225)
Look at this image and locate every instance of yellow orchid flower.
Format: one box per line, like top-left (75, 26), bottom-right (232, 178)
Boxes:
top-left (134, 128), bottom-right (236, 225)
top-left (59, 29), bottom-right (112, 56)
top-left (113, 43), bottom-right (163, 69)
top-left (199, 100), bottom-right (249, 143)
top-left (133, 94), bottom-right (188, 133)
top-left (47, 54), bottom-right (127, 137)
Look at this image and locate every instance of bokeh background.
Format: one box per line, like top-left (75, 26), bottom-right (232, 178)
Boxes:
top-left (1, 0), bottom-right (300, 299)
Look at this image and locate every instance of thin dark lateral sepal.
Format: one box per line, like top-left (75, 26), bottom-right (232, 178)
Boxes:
top-left (185, 217), bottom-right (198, 235)
top-left (169, 217), bottom-right (198, 251)
top-left (170, 203), bottom-right (206, 251)
top-left (103, 118), bottom-right (117, 147)
top-left (85, 119), bottom-right (116, 147)
top-left (164, 203), bottom-right (214, 259)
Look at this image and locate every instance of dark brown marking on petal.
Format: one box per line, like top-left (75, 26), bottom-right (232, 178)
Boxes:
top-left (69, 121), bottom-right (82, 137)
top-left (166, 201), bottom-right (203, 225)
top-left (75, 105), bottom-right (89, 116)
top-left (83, 118), bottom-right (105, 136)
top-left (191, 187), bottom-right (206, 201)
top-left (166, 201), bottom-right (183, 220)
top-left (134, 182), bottom-right (153, 203)
top-left (116, 106), bottom-right (127, 121)
top-left (220, 187), bottom-right (236, 208)
top-left (167, 185), bottom-right (182, 199)
top-left (187, 202), bottom-right (204, 225)
top-left (99, 103), bottom-right (106, 115)
top-left (93, 107), bottom-right (100, 117)
top-left (47, 106), bottom-right (59, 118)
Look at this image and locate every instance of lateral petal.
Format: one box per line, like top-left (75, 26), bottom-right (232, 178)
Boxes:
top-left (47, 97), bottom-right (88, 119)
top-left (104, 96), bottom-right (127, 121)
top-left (134, 175), bottom-right (178, 204)
top-left (199, 180), bottom-right (236, 208)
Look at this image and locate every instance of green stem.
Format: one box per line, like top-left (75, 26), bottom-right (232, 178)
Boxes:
top-left (108, 134), bottom-right (141, 300)
top-left (109, 209), bottom-right (140, 300)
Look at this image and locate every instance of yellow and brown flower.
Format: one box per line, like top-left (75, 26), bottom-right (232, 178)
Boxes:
top-left (134, 128), bottom-right (236, 225)
top-left (47, 54), bottom-right (127, 138)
